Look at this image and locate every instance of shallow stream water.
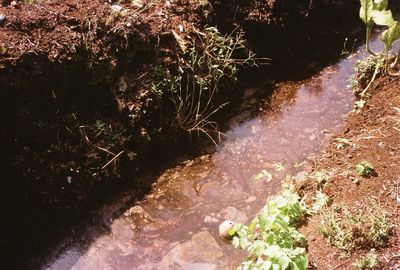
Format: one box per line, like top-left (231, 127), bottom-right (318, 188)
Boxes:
top-left (43, 36), bottom-right (385, 270)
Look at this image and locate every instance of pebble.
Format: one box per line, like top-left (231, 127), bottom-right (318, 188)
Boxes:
top-left (244, 196), bottom-right (257, 203)
top-left (221, 206), bottom-right (248, 224)
top-left (203, 215), bottom-right (219, 223)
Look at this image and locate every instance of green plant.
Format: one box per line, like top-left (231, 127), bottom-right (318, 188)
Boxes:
top-left (0, 46), bottom-right (7, 55)
top-left (353, 250), bottom-right (379, 269)
top-left (86, 119), bottom-right (131, 149)
top-left (254, 170), bottom-right (273, 182)
top-left (381, 21), bottom-right (400, 69)
top-left (273, 163), bottom-right (285, 172)
top-left (94, 119), bottom-right (106, 135)
top-left (359, 0), bottom-right (393, 55)
top-left (319, 202), bottom-right (390, 251)
top-left (293, 161), bottom-right (306, 168)
top-left (173, 27), bottom-right (255, 142)
top-left (310, 170), bottom-right (331, 187)
top-left (334, 138), bottom-right (351, 149)
top-left (356, 161), bottom-right (375, 176)
top-left (151, 67), bottom-right (181, 98)
top-left (230, 190), bottom-right (309, 270)
top-left (152, 26), bottom-right (256, 143)
top-left (350, 54), bottom-right (385, 98)
top-left (312, 192), bottom-right (331, 212)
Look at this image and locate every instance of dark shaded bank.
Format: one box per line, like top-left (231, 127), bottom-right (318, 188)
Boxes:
top-left (211, 0), bottom-right (362, 80)
top-left (0, 0), bottom-right (361, 268)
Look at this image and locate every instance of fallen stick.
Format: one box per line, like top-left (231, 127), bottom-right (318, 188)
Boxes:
top-left (101, 151), bottom-right (124, 170)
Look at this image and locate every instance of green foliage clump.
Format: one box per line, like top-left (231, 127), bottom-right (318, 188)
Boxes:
top-left (230, 190), bottom-right (308, 270)
top-left (151, 67), bottom-right (181, 98)
top-left (319, 202), bottom-right (391, 251)
top-left (355, 0), bottom-right (400, 99)
top-left (334, 138), bottom-right (351, 149)
top-left (312, 192), bottom-right (331, 212)
top-left (151, 26), bottom-right (256, 143)
top-left (358, 0), bottom-right (400, 74)
top-left (355, 161), bottom-right (375, 177)
top-left (353, 250), bottom-right (379, 269)
top-left (359, 0), bottom-right (393, 55)
top-left (350, 54), bottom-right (385, 92)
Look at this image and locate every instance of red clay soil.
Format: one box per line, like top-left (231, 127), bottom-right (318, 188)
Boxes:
top-left (300, 76), bottom-right (400, 269)
top-left (0, 0), bottom-right (207, 66)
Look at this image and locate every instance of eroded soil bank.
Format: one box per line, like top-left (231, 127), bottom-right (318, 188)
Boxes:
top-left (300, 74), bottom-right (400, 269)
top-left (0, 0), bottom-right (361, 268)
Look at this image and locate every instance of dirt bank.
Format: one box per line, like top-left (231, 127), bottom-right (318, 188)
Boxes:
top-left (210, 0), bottom-right (361, 79)
top-left (0, 0), bottom-right (361, 267)
top-left (299, 75), bottom-right (400, 269)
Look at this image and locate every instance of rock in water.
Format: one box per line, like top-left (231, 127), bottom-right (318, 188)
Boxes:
top-left (218, 220), bottom-right (234, 240)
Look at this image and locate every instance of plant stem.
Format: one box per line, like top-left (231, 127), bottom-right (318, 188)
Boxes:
top-left (366, 26), bottom-right (376, 56)
top-left (360, 62), bottom-right (381, 97)
top-left (390, 48), bottom-right (400, 69)
top-left (385, 50), bottom-right (389, 74)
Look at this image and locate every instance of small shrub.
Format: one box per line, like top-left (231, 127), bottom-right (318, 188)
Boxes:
top-left (151, 26), bottom-right (256, 143)
top-left (312, 192), bottom-right (331, 212)
top-left (230, 190), bottom-right (309, 270)
top-left (349, 54), bottom-right (385, 94)
top-left (319, 201), bottom-right (390, 251)
top-left (310, 170), bottom-right (331, 187)
top-left (353, 250), bottom-right (379, 269)
top-left (359, 0), bottom-right (393, 55)
top-left (356, 161), bottom-right (375, 177)
top-left (334, 138), bottom-right (351, 149)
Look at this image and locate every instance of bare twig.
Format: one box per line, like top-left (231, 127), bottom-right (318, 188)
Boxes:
top-left (97, 146), bottom-right (116, 156)
top-left (360, 62), bottom-right (381, 97)
top-left (101, 150), bottom-right (124, 170)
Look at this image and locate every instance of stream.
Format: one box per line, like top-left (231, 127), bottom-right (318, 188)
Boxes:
top-left (42, 36), bottom-right (384, 270)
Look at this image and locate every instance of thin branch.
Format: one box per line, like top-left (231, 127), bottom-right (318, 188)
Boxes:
top-left (101, 151), bottom-right (124, 170)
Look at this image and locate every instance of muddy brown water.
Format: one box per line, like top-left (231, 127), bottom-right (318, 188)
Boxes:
top-left (42, 37), bottom-right (384, 270)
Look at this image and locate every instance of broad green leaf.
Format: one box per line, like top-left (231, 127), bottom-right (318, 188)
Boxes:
top-left (258, 215), bottom-right (269, 230)
top-left (232, 190), bottom-right (308, 270)
top-left (360, 0), bottom-right (375, 26)
top-left (262, 261), bottom-right (273, 270)
top-left (372, 9), bottom-right (394, 26)
top-left (248, 219), bottom-right (257, 233)
top-left (373, 0), bottom-right (388, 11)
top-left (272, 263), bottom-right (280, 270)
top-left (264, 234), bottom-right (274, 245)
top-left (232, 236), bottom-right (240, 248)
top-left (277, 254), bottom-right (290, 269)
top-left (274, 217), bottom-right (290, 233)
top-left (249, 240), bottom-right (267, 257)
top-left (291, 254), bottom-right (308, 270)
top-left (381, 21), bottom-right (400, 51)
top-left (240, 237), bottom-right (250, 249)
